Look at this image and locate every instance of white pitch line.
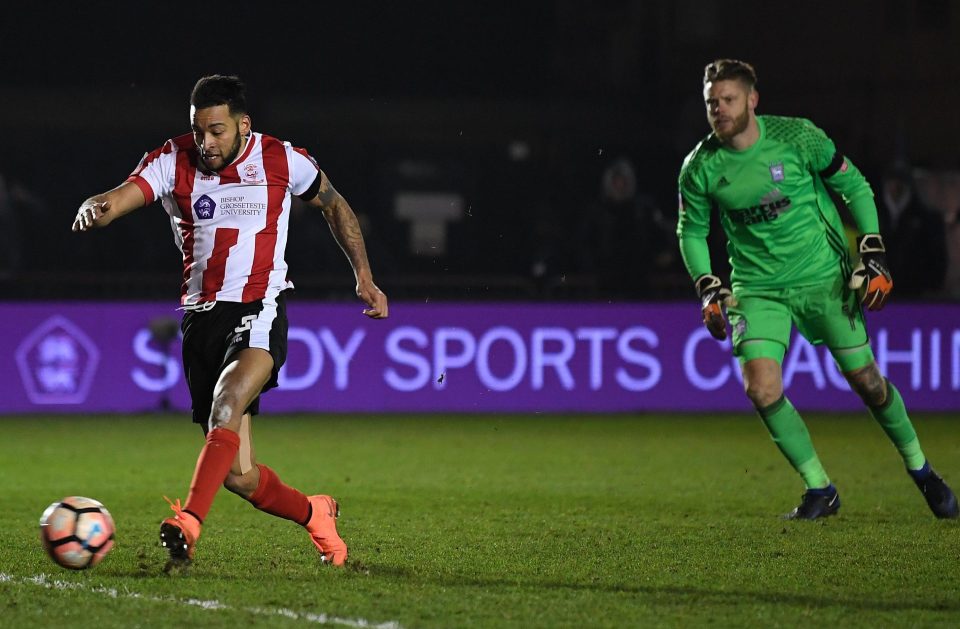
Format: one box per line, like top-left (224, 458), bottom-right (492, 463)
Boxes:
top-left (1, 573), bottom-right (402, 628)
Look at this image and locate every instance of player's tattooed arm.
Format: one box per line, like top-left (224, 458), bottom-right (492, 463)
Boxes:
top-left (309, 170), bottom-right (389, 318)
top-left (311, 171), bottom-right (370, 277)
top-left (313, 169), bottom-right (341, 211)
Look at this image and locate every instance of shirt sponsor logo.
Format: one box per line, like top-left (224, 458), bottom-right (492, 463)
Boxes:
top-left (769, 162), bottom-right (785, 182)
top-left (219, 195), bottom-right (266, 216)
top-left (728, 191), bottom-right (792, 225)
top-left (193, 194), bottom-right (217, 219)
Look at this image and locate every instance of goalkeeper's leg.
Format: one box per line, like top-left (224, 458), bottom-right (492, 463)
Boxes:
top-left (838, 346), bottom-right (958, 518)
top-left (741, 349), bottom-right (839, 519)
top-left (741, 349), bottom-right (832, 492)
top-left (837, 345), bottom-right (926, 469)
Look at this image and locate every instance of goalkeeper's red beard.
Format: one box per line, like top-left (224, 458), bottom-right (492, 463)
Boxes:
top-left (710, 106), bottom-right (750, 141)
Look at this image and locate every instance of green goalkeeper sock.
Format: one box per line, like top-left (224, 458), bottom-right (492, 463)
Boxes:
top-left (756, 395), bottom-right (831, 489)
top-left (868, 379), bottom-right (926, 470)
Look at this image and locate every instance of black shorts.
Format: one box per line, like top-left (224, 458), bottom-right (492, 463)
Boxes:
top-left (180, 291), bottom-right (289, 424)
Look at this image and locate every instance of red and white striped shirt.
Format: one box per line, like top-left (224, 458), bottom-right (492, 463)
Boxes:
top-left (126, 131), bottom-right (320, 305)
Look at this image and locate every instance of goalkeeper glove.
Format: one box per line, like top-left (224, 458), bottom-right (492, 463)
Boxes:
top-left (694, 274), bottom-right (736, 341)
top-left (848, 234), bottom-right (893, 311)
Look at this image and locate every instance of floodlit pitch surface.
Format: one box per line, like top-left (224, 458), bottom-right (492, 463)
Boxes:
top-left (1, 413), bottom-right (958, 628)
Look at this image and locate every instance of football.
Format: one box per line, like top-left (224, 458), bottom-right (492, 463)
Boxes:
top-left (39, 496), bottom-right (115, 570)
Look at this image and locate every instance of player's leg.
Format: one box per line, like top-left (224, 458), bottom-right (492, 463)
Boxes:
top-left (185, 347), bottom-right (274, 513)
top-left (742, 354), bottom-right (830, 490)
top-left (220, 415), bottom-right (347, 565)
top-left (835, 348), bottom-right (958, 518)
top-left (804, 279), bottom-right (921, 464)
top-left (804, 277), bottom-right (957, 518)
top-left (161, 296), bottom-right (286, 569)
top-left (213, 293), bottom-right (348, 564)
top-left (730, 295), bottom-right (838, 519)
top-left (160, 347), bottom-right (274, 569)
top-left (221, 413), bottom-right (311, 525)
top-left (740, 351), bottom-right (839, 519)
top-left (839, 352), bottom-right (925, 469)
top-left (223, 412), bottom-right (259, 495)
top-left (159, 306), bottom-right (217, 569)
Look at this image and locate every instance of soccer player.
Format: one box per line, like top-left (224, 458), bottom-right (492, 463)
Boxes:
top-left (676, 59), bottom-right (958, 520)
top-left (72, 75), bottom-right (388, 568)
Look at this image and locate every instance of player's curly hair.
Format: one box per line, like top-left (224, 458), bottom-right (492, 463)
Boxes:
top-left (190, 75), bottom-right (248, 115)
top-left (703, 59), bottom-right (757, 89)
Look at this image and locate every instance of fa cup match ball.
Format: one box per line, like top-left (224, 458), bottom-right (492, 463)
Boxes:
top-left (39, 496), bottom-right (115, 570)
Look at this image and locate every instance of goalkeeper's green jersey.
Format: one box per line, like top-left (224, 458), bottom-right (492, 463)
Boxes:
top-left (676, 115), bottom-right (879, 291)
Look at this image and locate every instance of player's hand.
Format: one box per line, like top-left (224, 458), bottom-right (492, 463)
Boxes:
top-left (357, 278), bottom-right (388, 319)
top-left (695, 274), bottom-right (737, 341)
top-left (72, 200), bottom-right (107, 232)
top-left (848, 233), bottom-right (893, 311)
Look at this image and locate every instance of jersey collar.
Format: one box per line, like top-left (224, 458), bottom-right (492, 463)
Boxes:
top-left (720, 116), bottom-right (765, 156)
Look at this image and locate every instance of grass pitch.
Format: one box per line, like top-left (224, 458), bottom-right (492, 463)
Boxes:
top-left (1, 413), bottom-right (958, 628)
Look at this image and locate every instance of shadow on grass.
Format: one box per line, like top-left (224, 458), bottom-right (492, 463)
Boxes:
top-left (359, 563), bottom-right (960, 614)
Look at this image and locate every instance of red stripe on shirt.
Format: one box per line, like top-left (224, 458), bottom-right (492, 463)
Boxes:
top-left (241, 135), bottom-right (289, 302)
top-left (202, 227), bottom-right (240, 299)
top-left (128, 176), bottom-right (156, 205)
top-left (173, 148), bottom-right (199, 303)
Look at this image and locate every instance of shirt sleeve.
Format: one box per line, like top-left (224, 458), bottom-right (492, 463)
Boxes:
top-left (288, 145), bottom-right (321, 199)
top-left (821, 156), bottom-right (879, 234)
top-left (799, 120), bottom-right (880, 234)
top-left (125, 141), bottom-right (175, 205)
top-left (676, 160), bottom-right (714, 280)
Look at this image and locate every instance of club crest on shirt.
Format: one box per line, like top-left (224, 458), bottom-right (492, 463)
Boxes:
top-left (243, 163), bottom-right (264, 184)
top-left (193, 194), bottom-right (217, 219)
top-left (769, 162), bottom-right (785, 182)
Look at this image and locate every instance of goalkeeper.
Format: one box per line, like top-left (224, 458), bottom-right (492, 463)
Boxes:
top-left (676, 58), bottom-right (957, 520)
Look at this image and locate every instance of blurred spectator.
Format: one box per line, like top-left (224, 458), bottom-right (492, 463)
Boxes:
top-left (913, 167), bottom-right (960, 300)
top-left (942, 196), bottom-right (960, 300)
top-left (579, 158), bottom-right (680, 297)
top-left (879, 163), bottom-right (948, 298)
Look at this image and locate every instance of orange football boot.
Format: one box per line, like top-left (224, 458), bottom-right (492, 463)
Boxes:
top-left (305, 495), bottom-right (347, 566)
top-left (159, 496), bottom-right (202, 572)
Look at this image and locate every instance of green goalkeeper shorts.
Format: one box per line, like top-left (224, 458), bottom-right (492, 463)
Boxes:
top-left (727, 275), bottom-right (869, 366)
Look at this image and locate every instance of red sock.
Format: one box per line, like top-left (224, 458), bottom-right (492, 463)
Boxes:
top-left (183, 427), bottom-right (241, 522)
top-left (248, 464), bottom-right (311, 525)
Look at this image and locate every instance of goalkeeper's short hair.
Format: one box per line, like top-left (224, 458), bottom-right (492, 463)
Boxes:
top-left (704, 59), bottom-right (757, 90)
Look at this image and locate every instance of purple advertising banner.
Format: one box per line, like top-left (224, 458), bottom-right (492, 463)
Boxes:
top-left (1, 302), bottom-right (958, 414)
